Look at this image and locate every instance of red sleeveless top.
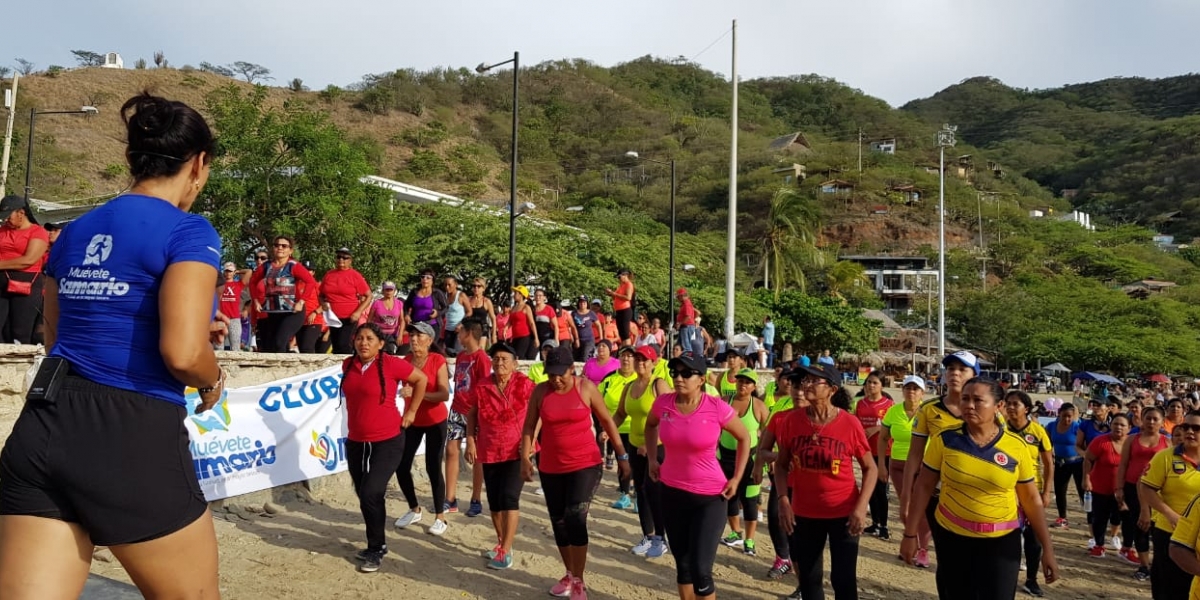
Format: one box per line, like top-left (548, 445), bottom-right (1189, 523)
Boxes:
top-left (538, 379), bottom-right (602, 474)
top-left (1126, 433), bottom-right (1169, 484)
top-left (510, 305), bottom-right (532, 338)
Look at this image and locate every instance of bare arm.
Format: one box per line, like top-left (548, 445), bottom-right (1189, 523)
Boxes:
top-left (1083, 449), bottom-right (1096, 491)
top-left (1040, 449), bottom-right (1055, 506)
top-left (0, 237), bottom-right (47, 271)
top-left (1172, 544), bottom-right (1200, 576)
top-left (401, 367), bottom-right (429, 425)
top-left (159, 262), bottom-right (222, 388)
top-left (1115, 437), bottom-right (1135, 500)
top-left (753, 428), bottom-right (776, 484)
top-left (877, 426), bottom-right (893, 480)
top-left (904, 466), bottom-right (938, 537)
top-left (520, 385), bottom-right (546, 465)
top-left (421, 363), bottom-right (451, 403)
top-left (901, 436), bottom-right (929, 513)
top-left (587, 379), bottom-right (627, 458)
top-left (465, 405), bottom-right (479, 465)
top-left (1076, 429), bottom-right (1087, 457)
top-left (1016, 480), bottom-right (1059, 582)
top-left (612, 385), bottom-right (631, 429)
top-left (1141, 481), bottom-right (1182, 528)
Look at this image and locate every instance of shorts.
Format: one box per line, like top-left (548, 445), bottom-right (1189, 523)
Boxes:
top-left (482, 459), bottom-right (523, 512)
top-left (447, 410), bottom-right (468, 441)
top-left (0, 374), bottom-right (208, 546)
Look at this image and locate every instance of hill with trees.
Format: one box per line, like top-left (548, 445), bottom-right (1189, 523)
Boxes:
top-left (4, 57), bottom-right (1200, 372)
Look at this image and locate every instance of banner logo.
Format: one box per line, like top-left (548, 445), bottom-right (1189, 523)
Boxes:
top-left (185, 388), bottom-right (232, 435)
top-left (309, 429), bottom-right (342, 471)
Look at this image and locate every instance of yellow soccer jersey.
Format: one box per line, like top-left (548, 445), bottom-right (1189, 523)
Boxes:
top-left (1141, 446), bottom-right (1200, 534)
top-left (924, 424), bottom-right (1035, 539)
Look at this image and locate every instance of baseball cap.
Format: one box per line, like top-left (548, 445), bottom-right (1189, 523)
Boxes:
top-left (616, 268), bottom-right (631, 277)
top-left (616, 345), bottom-right (637, 357)
top-left (676, 287), bottom-right (688, 296)
top-left (667, 352), bottom-right (708, 376)
top-left (336, 247), bottom-right (352, 256)
top-left (634, 345), bottom-right (658, 363)
top-left (406, 322), bottom-right (436, 338)
top-left (512, 285), bottom-right (530, 299)
top-left (800, 363), bottom-right (840, 385)
top-left (591, 298), bottom-right (602, 305)
top-left (382, 281), bottom-right (397, 290)
top-left (0, 195), bottom-right (27, 221)
top-left (541, 338), bottom-right (559, 349)
top-left (544, 346), bottom-right (576, 376)
top-left (488, 341), bottom-right (518, 358)
top-left (942, 350), bottom-right (981, 375)
top-left (901, 375), bottom-right (927, 391)
top-left (222, 262), bottom-right (237, 272)
top-left (577, 295), bottom-right (588, 302)
top-left (559, 299), bottom-right (571, 308)
top-left (735, 368), bottom-right (759, 384)
top-left (785, 369), bottom-right (807, 384)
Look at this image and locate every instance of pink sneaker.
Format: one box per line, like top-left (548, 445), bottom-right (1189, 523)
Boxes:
top-left (570, 577), bottom-right (588, 600)
top-left (549, 573), bottom-right (572, 598)
top-left (915, 548), bottom-right (931, 569)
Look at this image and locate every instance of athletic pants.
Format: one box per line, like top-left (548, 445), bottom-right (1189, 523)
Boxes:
top-left (868, 456), bottom-right (888, 528)
top-left (662, 483), bottom-right (725, 597)
top-left (766, 480), bottom-right (791, 559)
top-left (540, 465), bottom-right (603, 547)
top-left (630, 445), bottom-right (666, 537)
top-left (615, 308), bottom-right (633, 342)
top-left (790, 516), bottom-right (860, 600)
top-left (346, 433), bottom-right (407, 551)
top-left (330, 322), bottom-right (356, 355)
top-left (1053, 459), bottom-right (1084, 519)
top-left (395, 421), bottom-right (448, 514)
top-left (935, 528), bottom-right (1021, 600)
top-left (257, 312), bottom-right (304, 353)
top-left (1090, 492), bottom-right (1124, 548)
top-left (1152, 526), bottom-right (1193, 599)
top-left (1121, 482), bottom-right (1151, 553)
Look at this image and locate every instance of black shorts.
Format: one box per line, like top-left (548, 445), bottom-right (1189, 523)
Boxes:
top-left (0, 375), bottom-right (208, 546)
top-left (482, 459), bottom-right (523, 512)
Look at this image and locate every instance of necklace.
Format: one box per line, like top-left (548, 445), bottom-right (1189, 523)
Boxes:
top-left (808, 406), bottom-right (837, 441)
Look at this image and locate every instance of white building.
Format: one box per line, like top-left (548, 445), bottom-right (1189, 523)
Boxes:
top-left (102, 53), bottom-right (123, 69)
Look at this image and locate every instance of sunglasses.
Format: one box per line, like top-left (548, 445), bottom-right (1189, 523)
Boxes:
top-left (669, 369), bottom-right (701, 379)
top-left (336, 255), bottom-right (351, 260)
top-left (273, 243), bottom-right (291, 249)
top-left (800, 378), bottom-right (829, 387)
top-left (473, 284), bottom-right (484, 288)
top-left (256, 256), bottom-right (268, 261)
top-left (1178, 424), bottom-right (1200, 433)
top-left (421, 275), bottom-right (433, 280)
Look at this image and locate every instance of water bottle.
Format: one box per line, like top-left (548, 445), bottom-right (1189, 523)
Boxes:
top-left (1083, 491), bottom-right (1093, 513)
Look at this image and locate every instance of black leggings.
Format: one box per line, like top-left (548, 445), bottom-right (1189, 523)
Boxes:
top-left (791, 516), bottom-right (860, 600)
top-left (346, 433), bottom-right (407, 551)
top-left (868, 456), bottom-right (888, 527)
top-left (630, 445), bottom-right (666, 537)
top-left (539, 465), bottom-right (603, 547)
top-left (662, 484), bottom-right (725, 598)
top-left (1122, 482), bottom-right (1150, 552)
top-left (1091, 492), bottom-right (1124, 547)
top-left (1152, 526), bottom-right (1194, 599)
top-left (512, 335), bottom-right (535, 361)
top-left (257, 312), bottom-right (305, 353)
top-left (615, 308), bottom-right (633, 342)
top-left (330, 323), bottom-right (356, 354)
top-left (767, 479), bottom-right (791, 559)
top-left (719, 447), bottom-right (759, 522)
top-left (0, 273), bottom-right (42, 344)
top-left (1053, 459), bottom-right (1084, 519)
top-left (935, 528), bottom-right (1021, 599)
top-left (395, 421), bottom-right (448, 514)
top-left (296, 323), bottom-right (323, 354)
top-left (1021, 520), bottom-right (1043, 584)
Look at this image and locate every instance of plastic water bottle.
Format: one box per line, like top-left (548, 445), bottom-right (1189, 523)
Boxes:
top-left (1083, 491), bottom-right (1093, 513)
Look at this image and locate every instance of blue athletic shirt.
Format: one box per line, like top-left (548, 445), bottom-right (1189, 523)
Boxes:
top-left (45, 194), bottom-right (222, 406)
top-left (1047, 420), bottom-right (1081, 460)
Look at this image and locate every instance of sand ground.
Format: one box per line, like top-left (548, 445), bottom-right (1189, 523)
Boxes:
top-left (60, 387), bottom-right (1154, 599)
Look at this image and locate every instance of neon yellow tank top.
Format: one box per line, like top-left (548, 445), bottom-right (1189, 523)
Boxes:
top-left (720, 397), bottom-right (760, 450)
top-left (627, 378), bottom-right (663, 448)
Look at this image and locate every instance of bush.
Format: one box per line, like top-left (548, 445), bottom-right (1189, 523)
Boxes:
top-left (318, 85), bottom-right (343, 104)
top-left (100, 164), bottom-right (125, 180)
top-left (403, 150), bottom-right (447, 179)
top-left (45, 65), bottom-right (64, 77)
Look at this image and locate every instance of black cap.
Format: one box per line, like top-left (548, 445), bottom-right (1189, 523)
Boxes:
top-left (667, 352), bottom-right (707, 376)
top-left (616, 268), bottom-right (631, 277)
top-left (545, 345), bottom-right (576, 376)
top-left (616, 345), bottom-right (637, 356)
top-left (336, 247), bottom-right (352, 256)
top-left (44, 222), bottom-right (61, 231)
top-left (799, 363), bottom-right (840, 386)
top-left (0, 195), bottom-right (29, 222)
top-left (488, 341), bottom-right (518, 358)
top-left (785, 369), bottom-right (807, 384)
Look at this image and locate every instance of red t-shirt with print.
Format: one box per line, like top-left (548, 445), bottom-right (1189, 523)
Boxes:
top-left (773, 409), bottom-right (870, 519)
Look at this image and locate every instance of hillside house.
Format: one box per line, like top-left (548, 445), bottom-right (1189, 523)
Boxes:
top-left (956, 155), bottom-right (973, 179)
top-left (1122, 279), bottom-right (1177, 299)
top-left (870, 139), bottom-right (897, 154)
top-left (986, 161), bottom-right (1005, 179)
top-left (1061, 189), bottom-right (1079, 200)
top-left (772, 163), bottom-right (807, 185)
top-left (841, 255), bottom-right (940, 316)
top-left (887, 183), bottom-right (922, 205)
top-left (819, 179), bottom-right (854, 195)
top-left (102, 52), bottom-right (123, 69)
top-left (768, 132), bottom-right (814, 155)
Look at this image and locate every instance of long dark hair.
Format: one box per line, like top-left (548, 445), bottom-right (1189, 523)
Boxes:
top-left (351, 323), bottom-right (389, 405)
top-left (831, 385), bottom-right (852, 411)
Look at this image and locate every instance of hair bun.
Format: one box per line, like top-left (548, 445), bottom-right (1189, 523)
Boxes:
top-left (122, 93), bottom-right (176, 137)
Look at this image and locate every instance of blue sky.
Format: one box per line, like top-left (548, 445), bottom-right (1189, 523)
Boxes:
top-left (9, 0), bottom-right (1197, 105)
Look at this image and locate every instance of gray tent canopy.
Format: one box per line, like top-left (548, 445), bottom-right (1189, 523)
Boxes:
top-left (1042, 363), bottom-right (1071, 373)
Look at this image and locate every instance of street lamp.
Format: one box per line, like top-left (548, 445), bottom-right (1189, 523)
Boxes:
top-left (24, 106), bottom-right (98, 202)
top-left (625, 151), bottom-right (677, 342)
top-left (936, 124), bottom-right (957, 359)
top-left (476, 53), bottom-right (519, 297)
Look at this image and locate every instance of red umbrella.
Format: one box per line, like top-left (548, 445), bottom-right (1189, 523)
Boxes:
top-left (1147, 373), bottom-right (1171, 384)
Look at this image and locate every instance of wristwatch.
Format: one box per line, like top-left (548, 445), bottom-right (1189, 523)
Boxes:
top-left (198, 369), bottom-right (225, 394)
top-left (616, 453), bottom-right (630, 461)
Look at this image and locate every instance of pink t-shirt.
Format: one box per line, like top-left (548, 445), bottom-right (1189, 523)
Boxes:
top-left (369, 298), bottom-right (404, 337)
top-left (582, 357), bottom-right (619, 385)
top-left (651, 393), bottom-right (736, 495)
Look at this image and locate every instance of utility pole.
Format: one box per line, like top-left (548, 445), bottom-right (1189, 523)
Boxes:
top-left (724, 19), bottom-right (738, 339)
top-left (936, 124), bottom-right (957, 360)
top-left (0, 72), bottom-right (18, 198)
top-left (857, 128), bottom-right (863, 174)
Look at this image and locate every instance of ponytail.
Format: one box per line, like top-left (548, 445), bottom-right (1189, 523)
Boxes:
top-left (831, 386), bottom-right (852, 411)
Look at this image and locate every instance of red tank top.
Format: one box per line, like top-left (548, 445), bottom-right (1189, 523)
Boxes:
top-left (1126, 433), bottom-right (1170, 484)
top-left (538, 379), bottom-right (602, 474)
top-left (510, 305), bottom-right (532, 338)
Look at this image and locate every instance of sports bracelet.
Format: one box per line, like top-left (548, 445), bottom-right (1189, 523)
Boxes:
top-left (903, 533), bottom-right (918, 539)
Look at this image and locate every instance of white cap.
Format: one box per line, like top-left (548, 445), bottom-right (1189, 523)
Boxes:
top-left (942, 350), bottom-right (980, 375)
top-left (902, 375), bottom-right (927, 391)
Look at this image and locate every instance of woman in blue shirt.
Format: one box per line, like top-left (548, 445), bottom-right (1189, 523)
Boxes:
top-left (1049, 402), bottom-right (1085, 529)
top-left (0, 93), bottom-right (225, 599)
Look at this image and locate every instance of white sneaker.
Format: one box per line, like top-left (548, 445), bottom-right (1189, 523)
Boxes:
top-left (394, 510), bottom-right (423, 528)
top-left (1087, 538), bottom-right (1096, 549)
top-left (631, 536), bottom-right (652, 556)
top-left (1110, 535), bottom-right (1122, 551)
top-left (428, 518), bottom-right (448, 537)
top-left (535, 487), bottom-right (544, 496)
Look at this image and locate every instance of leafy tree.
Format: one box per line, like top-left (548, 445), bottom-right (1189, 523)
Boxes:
top-left (199, 62), bottom-right (233, 77)
top-left (153, 51), bottom-right (166, 68)
top-left (0, 66), bottom-right (10, 79)
top-left (14, 59), bottom-right (34, 76)
top-left (288, 78), bottom-right (306, 92)
top-left (231, 61), bottom-right (272, 84)
top-left (134, 58), bottom-right (147, 70)
top-left (759, 186), bottom-right (821, 297)
top-left (754, 289), bottom-right (881, 355)
top-left (823, 260), bottom-right (869, 303)
top-left (70, 50), bottom-right (104, 67)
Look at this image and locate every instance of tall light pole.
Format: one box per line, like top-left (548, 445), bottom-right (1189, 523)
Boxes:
top-left (24, 106), bottom-right (99, 203)
top-left (0, 72), bottom-right (20, 198)
top-left (477, 53), bottom-right (519, 295)
top-left (936, 124), bottom-right (957, 359)
top-left (626, 151), bottom-right (676, 345)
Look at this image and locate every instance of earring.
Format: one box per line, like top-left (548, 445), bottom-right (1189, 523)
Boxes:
top-left (192, 180), bottom-right (201, 190)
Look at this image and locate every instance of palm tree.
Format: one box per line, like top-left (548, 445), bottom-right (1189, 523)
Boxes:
top-left (760, 186), bottom-right (822, 298)
top-left (824, 259), bottom-right (869, 303)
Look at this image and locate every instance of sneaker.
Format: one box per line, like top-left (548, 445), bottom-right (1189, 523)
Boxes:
top-left (1110, 535), bottom-right (1123, 551)
top-left (485, 544), bottom-right (501, 560)
top-left (877, 526), bottom-right (890, 541)
top-left (611, 494), bottom-right (633, 510)
top-left (535, 487), bottom-right (544, 496)
top-left (550, 573), bottom-right (573, 598)
top-left (1088, 546), bottom-right (1106, 558)
top-left (444, 499), bottom-right (459, 514)
top-left (1134, 566), bottom-right (1151, 581)
top-left (358, 549), bottom-right (385, 573)
top-left (864, 524), bottom-right (879, 536)
top-left (743, 539), bottom-right (757, 556)
top-left (354, 545), bottom-right (388, 561)
top-left (767, 557), bottom-right (793, 580)
top-left (1053, 517), bottom-right (1068, 529)
top-left (631, 536), bottom-right (652, 556)
top-left (914, 549), bottom-right (931, 569)
top-left (720, 532), bottom-right (744, 548)
top-left (1087, 537), bottom-right (1097, 549)
top-left (1022, 580), bottom-right (1045, 597)
top-left (428, 518), bottom-right (448, 536)
top-left (394, 509), bottom-right (423, 529)
top-left (646, 536), bottom-right (668, 558)
top-left (466, 499), bottom-right (484, 517)
top-left (1119, 548), bottom-right (1141, 565)
top-left (787, 588), bottom-right (803, 600)
top-left (633, 502), bottom-right (639, 514)
top-left (487, 549), bottom-right (513, 570)
top-left (605, 456), bottom-right (615, 470)
top-left (1019, 562), bottom-right (1027, 571)
top-left (569, 577), bottom-right (588, 600)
